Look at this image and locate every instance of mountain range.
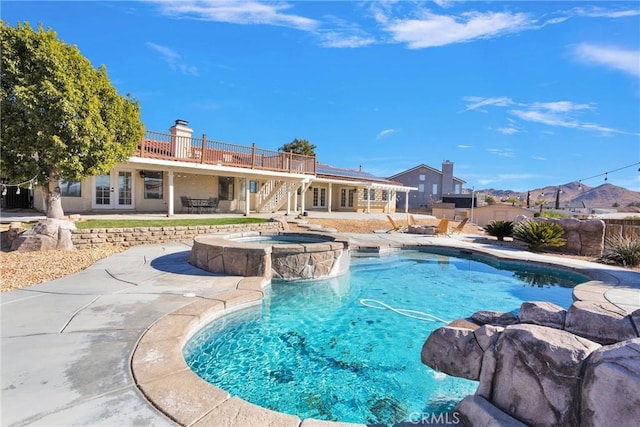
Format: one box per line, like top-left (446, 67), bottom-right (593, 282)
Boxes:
top-left (479, 182), bottom-right (640, 212)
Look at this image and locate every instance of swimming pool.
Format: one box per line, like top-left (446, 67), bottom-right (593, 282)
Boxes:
top-left (183, 250), bottom-right (585, 425)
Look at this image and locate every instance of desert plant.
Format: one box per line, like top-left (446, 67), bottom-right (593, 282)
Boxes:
top-left (513, 220), bottom-right (565, 252)
top-left (484, 220), bottom-right (514, 241)
top-left (599, 233), bottom-right (640, 267)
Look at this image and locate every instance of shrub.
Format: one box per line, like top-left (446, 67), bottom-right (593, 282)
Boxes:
top-left (600, 233), bottom-right (640, 267)
top-left (513, 220), bottom-right (566, 252)
top-left (538, 210), bottom-right (570, 219)
top-left (484, 220), bottom-right (514, 241)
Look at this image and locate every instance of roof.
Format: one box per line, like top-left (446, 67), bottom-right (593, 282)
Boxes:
top-left (316, 163), bottom-right (399, 185)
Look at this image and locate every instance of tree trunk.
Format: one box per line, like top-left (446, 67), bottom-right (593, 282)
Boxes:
top-left (45, 169), bottom-right (65, 219)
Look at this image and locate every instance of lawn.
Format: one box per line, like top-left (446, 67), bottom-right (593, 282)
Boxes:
top-left (74, 217), bottom-right (269, 229)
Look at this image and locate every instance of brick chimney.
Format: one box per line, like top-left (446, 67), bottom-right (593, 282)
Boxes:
top-left (170, 119), bottom-right (193, 159)
top-left (442, 160), bottom-right (454, 195)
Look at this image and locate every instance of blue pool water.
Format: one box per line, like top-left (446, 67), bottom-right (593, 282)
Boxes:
top-left (184, 251), bottom-right (585, 425)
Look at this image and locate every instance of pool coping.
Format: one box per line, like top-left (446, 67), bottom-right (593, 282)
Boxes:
top-left (130, 239), bottom-right (640, 427)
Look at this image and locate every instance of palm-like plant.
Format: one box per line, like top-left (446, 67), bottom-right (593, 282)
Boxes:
top-left (513, 220), bottom-right (565, 252)
top-left (484, 220), bottom-right (514, 241)
top-left (600, 233), bottom-right (640, 267)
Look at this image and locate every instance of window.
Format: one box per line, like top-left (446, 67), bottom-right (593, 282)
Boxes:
top-left (363, 189), bottom-right (369, 200)
top-left (418, 184), bottom-right (424, 193)
top-left (59, 179), bottom-right (81, 197)
top-left (249, 181), bottom-right (259, 193)
top-left (219, 177), bottom-right (234, 201)
top-left (313, 187), bottom-right (326, 207)
top-left (432, 183), bottom-right (438, 195)
top-left (382, 190), bottom-right (388, 201)
top-left (369, 189), bottom-right (376, 200)
top-left (419, 174), bottom-right (425, 181)
top-left (142, 171), bottom-right (163, 199)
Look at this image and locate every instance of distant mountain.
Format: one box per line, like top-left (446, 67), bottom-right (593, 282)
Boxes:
top-left (479, 182), bottom-right (640, 211)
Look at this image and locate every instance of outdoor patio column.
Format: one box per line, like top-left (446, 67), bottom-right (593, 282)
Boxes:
top-left (168, 170), bottom-right (174, 216)
top-left (327, 183), bottom-right (332, 212)
top-left (245, 176), bottom-right (250, 216)
top-left (286, 188), bottom-right (291, 215)
top-left (404, 190), bottom-right (409, 213)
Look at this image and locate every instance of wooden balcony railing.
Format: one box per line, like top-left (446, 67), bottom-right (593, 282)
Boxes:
top-left (134, 131), bottom-right (317, 175)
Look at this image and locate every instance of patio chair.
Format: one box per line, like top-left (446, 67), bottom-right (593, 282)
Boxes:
top-left (407, 214), bottom-right (418, 226)
top-left (180, 196), bottom-right (194, 214)
top-left (451, 217), bottom-right (469, 234)
top-left (386, 215), bottom-right (406, 233)
top-left (206, 197), bottom-right (219, 213)
top-left (434, 218), bottom-right (450, 237)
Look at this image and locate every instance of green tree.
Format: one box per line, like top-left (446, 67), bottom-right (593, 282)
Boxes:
top-left (484, 195), bottom-right (496, 205)
top-left (1, 22), bottom-right (144, 218)
top-left (280, 138), bottom-right (316, 156)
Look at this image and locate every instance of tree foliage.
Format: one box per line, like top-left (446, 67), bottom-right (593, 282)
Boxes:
top-left (279, 138), bottom-right (316, 156)
top-left (1, 22), bottom-right (144, 218)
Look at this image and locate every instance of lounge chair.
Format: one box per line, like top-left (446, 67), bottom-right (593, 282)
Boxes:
top-left (386, 215), bottom-right (406, 233)
top-left (434, 218), bottom-right (450, 237)
top-left (451, 217), bottom-right (469, 234)
top-left (407, 214), bottom-right (418, 226)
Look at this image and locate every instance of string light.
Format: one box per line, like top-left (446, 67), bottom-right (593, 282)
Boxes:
top-left (574, 162), bottom-right (638, 185)
top-left (0, 176), bottom-right (38, 197)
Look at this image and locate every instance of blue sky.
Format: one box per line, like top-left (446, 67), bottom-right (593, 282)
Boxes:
top-left (4, 1), bottom-right (640, 191)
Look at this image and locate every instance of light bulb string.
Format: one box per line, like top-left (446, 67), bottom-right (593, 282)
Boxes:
top-left (1, 176), bottom-right (38, 191)
top-left (575, 161), bottom-right (639, 185)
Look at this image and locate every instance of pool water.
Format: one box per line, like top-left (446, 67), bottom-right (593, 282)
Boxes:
top-left (184, 251), bottom-right (584, 425)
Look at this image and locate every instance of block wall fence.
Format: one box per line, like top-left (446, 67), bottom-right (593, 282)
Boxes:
top-left (70, 222), bottom-right (284, 249)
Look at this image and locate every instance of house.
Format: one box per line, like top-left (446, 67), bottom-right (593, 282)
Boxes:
top-left (31, 120), bottom-right (414, 216)
top-left (388, 161), bottom-right (466, 210)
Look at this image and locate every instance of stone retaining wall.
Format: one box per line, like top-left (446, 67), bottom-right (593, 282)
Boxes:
top-left (71, 222), bottom-right (284, 249)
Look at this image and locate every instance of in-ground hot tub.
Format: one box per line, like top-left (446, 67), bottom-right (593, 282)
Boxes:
top-left (189, 231), bottom-right (350, 281)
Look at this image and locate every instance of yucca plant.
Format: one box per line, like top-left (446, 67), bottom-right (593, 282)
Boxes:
top-left (513, 220), bottom-right (565, 252)
top-left (600, 233), bottom-right (640, 267)
top-left (484, 220), bottom-right (514, 241)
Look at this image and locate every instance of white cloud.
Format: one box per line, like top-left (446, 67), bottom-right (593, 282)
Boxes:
top-left (457, 144), bottom-right (472, 148)
top-left (496, 127), bottom-right (519, 135)
top-left (319, 32), bottom-right (376, 48)
top-left (376, 128), bottom-right (399, 139)
top-left (572, 43), bottom-right (640, 78)
top-left (572, 6), bottom-right (640, 19)
top-left (462, 96), bottom-right (514, 112)
top-left (382, 11), bottom-right (531, 49)
top-left (150, 0), bottom-right (318, 31)
top-left (465, 95), bottom-right (637, 136)
top-left (532, 156), bottom-right (547, 161)
top-left (487, 148), bottom-right (515, 158)
top-left (146, 42), bottom-right (198, 75)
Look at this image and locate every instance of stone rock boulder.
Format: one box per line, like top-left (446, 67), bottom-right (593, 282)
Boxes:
top-left (421, 326), bottom-right (483, 380)
top-left (565, 301), bottom-right (637, 345)
top-left (518, 301), bottom-right (566, 329)
top-left (580, 338), bottom-right (640, 427)
top-left (422, 301), bottom-right (640, 426)
top-left (491, 324), bottom-right (600, 426)
top-left (10, 219), bottom-right (76, 252)
top-left (534, 217), bottom-right (604, 256)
